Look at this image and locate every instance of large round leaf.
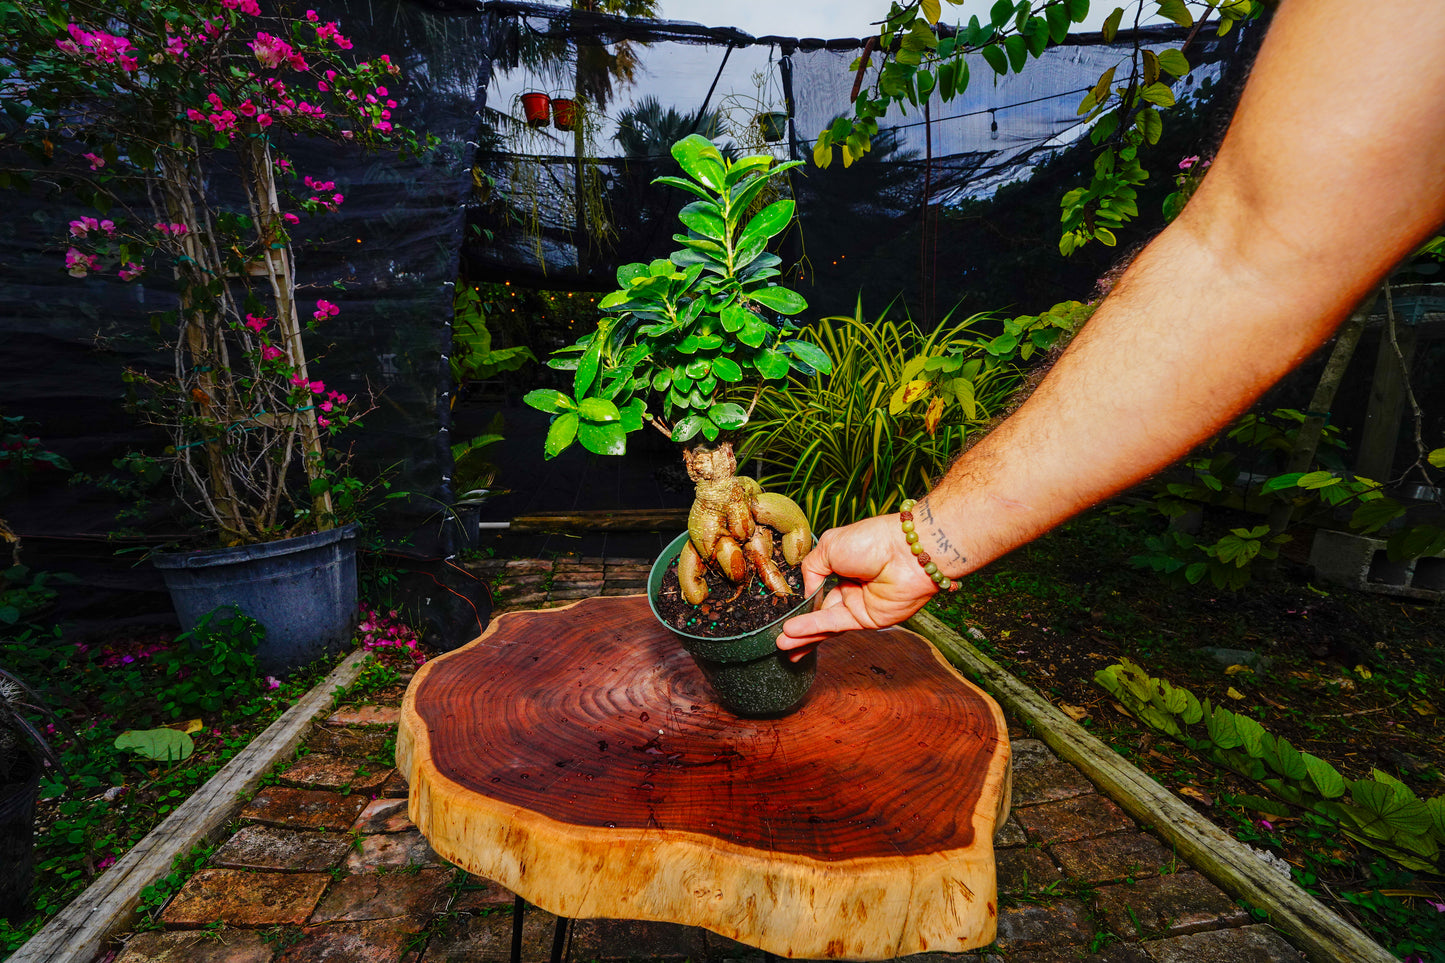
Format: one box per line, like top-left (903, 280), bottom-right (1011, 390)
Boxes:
top-left (756, 348), bottom-right (790, 380)
top-left (785, 339), bottom-right (833, 374)
top-left (670, 135), bottom-right (726, 192)
top-left (712, 357), bottom-right (743, 382)
top-left (709, 402), bottom-right (747, 429)
top-left (114, 728), bottom-right (194, 762)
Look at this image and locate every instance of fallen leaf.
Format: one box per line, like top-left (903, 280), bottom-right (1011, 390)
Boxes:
top-left (1178, 785), bottom-right (1214, 806)
top-left (1354, 664), bottom-right (1373, 679)
top-left (164, 718), bottom-right (203, 734)
top-left (1224, 664), bottom-right (1252, 676)
top-left (1412, 700), bottom-right (1438, 717)
top-left (1111, 701), bottom-right (1134, 719)
top-left (1226, 686), bottom-right (1245, 700)
top-left (1059, 702), bottom-right (1090, 722)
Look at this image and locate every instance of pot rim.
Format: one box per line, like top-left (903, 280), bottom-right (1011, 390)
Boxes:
top-left (151, 522), bottom-right (358, 571)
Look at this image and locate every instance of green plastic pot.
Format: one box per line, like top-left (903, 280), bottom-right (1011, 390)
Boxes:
top-left (648, 531), bottom-right (827, 718)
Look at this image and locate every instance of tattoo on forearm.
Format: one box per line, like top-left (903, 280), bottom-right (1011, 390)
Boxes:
top-left (917, 501), bottom-right (968, 567)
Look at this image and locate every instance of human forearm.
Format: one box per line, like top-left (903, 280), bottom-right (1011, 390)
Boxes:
top-left (916, 0), bottom-right (1445, 577)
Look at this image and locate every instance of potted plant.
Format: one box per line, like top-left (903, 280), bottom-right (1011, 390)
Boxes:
top-left (524, 135), bottom-right (832, 715)
top-left (756, 110), bottom-right (789, 143)
top-left (5, 1), bottom-right (431, 672)
top-left (0, 668), bottom-right (70, 922)
top-left (520, 91), bottom-right (552, 126)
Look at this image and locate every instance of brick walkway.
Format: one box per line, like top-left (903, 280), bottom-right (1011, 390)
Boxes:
top-left (100, 558), bottom-right (1309, 963)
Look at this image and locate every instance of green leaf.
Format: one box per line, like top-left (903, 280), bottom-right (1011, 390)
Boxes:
top-left (709, 402), bottom-right (747, 429)
top-left (1297, 470), bottom-right (1339, 489)
top-left (619, 398), bottom-right (645, 433)
top-left (712, 357), bottom-right (743, 382)
top-left (523, 389), bottom-right (576, 415)
top-left (1003, 34), bottom-right (1028, 72)
top-left (578, 419), bottom-right (627, 455)
top-left (1207, 707), bottom-right (1241, 750)
top-left (670, 135), bottom-right (727, 192)
top-left (671, 414), bottom-right (709, 443)
top-left (1065, 0), bottom-right (1090, 21)
top-left (1267, 736), bottom-right (1308, 781)
top-left (574, 339), bottom-right (603, 398)
top-left (544, 413), bottom-right (578, 458)
top-left (1140, 82), bottom-right (1176, 107)
top-left (785, 339), bottom-right (833, 374)
top-left (1303, 753), bottom-right (1346, 799)
top-left (114, 728), bottom-right (194, 762)
top-left (1234, 714), bottom-right (1266, 758)
top-left (651, 174), bottom-right (711, 200)
top-left (1155, 0), bottom-right (1193, 28)
top-left (989, 0), bottom-right (1014, 29)
top-left (981, 43), bottom-right (1008, 76)
top-left (1156, 48), bottom-right (1190, 77)
top-left (1022, 16), bottom-right (1049, 56)
top-left (1428, 447), bottom-right (1445, 469)
top-left (577, 398), bottom-right (621, 423)
top-left (678, 201), bottom-right (727, 241)
top-left (1135, 107), bottom-right (1162, 145)
top-left (1350, 779), bottom-right (1432, 837)
top-left (738, 199), bottom-right (795, 251)
top-left (749, 286), bottom-right (807, 315)
top-left (756, 348), bottom-right (790, 380)
top-left (1101, 5), bottom-right (1123, 41)
top-left (1259, 472), bottom-right (1305, 493)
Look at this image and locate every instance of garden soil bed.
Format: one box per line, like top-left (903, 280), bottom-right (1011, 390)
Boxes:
top-left (928, 512), bottom-right (1443, 960)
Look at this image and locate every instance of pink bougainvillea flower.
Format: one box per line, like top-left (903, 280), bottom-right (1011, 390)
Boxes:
top-left (82, 152), bottom-right (105, 170)
top-left (327, 390), bottom-right (348, 404)
top-left (1427, 900), bottom-right (1445, 913)
top-left (244, 314), bottom-right (269, 332)
top-left (250, 31), bottom-right (293, 69)
top-left (290, 373), bottom-right (307, 387)
top-left (264, 675), bottom-right (280, 690)
top-left (320, 400), bottom-right (333, 412)
top-left (313, 299), bottom-right (340, 321)
top-left (317, 81), bottom-right (329, 93)
top-left (317, 416), bottom-right (331, 428)
top-left (65, 247), bottom-right (98, 277)
top-left (1255, 818), bottom-right (1274, 832)
top-left (118, 262), bottom-right (144, 281)
top-left (282, 212), bottom-right (300, 224)
top-left (1179, 155), bottom-right (1200, 171)
top-left (260, 345), bottom-right (284, 361)
top-left (330, 192), bottom-right (344, 206)
top-left (375, 86), bottom-right (389, 97)
top-left (309, 380), bottom-right (325, 394)
top-left (69, 217), bottom-right (98, 237)
top-left (256, 113), bottom-right (273, 128)
top-left (96, 856), bottom-right (116, 871)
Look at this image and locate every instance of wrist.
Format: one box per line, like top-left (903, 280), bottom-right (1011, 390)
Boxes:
top-left (898, 499), bottom-right (958, 591)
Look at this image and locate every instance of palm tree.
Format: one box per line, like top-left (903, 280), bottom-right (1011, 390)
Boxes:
top-left (614, 96), bottom-right (724, 158)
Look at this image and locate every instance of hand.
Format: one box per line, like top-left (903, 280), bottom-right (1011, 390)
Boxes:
top-left (777, 514), bottom-right (941, 660)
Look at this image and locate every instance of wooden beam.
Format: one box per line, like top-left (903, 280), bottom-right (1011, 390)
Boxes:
top-left (11, 650), bottom-right (371, 963)
top-left (905, 609), bottom-right (1399, 963)
top-left (508, 508), bottom-right (690, 532)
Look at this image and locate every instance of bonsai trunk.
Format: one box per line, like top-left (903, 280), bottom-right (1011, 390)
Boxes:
top-left (677, 440), bottom-right (811, 606)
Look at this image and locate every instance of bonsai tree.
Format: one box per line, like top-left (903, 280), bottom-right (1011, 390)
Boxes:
top-left (2, 0), bottom-right (430, 545)
top-left (524, 135), bottom-right (832, 606)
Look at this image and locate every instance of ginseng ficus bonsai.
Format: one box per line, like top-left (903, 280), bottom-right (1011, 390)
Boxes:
top-left (524, 135), bottom-right (831, 607)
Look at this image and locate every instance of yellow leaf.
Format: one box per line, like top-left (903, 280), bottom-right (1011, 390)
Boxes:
top-left (1353, 664), bottom-right (1373, 679)
top-left (165, 718), bottom-right (203, 734)
top-left (1225, 687), bottom-right (1245, 701)
top-left (898, 379), bottom-right (931, 407)
top-left (1412, 699), bottom-right (1438, 717)
top-left (920, 0), bottom-right (941, 23)
top-left (1059, 702), bottom-right (1090, 722)
top-left (923, 396), bottom-right (945, 436)
top-left (812, 137), bottom-right (832, 169)
top-left (1224, 664), bottom-right (1252, 676)
top-left (1178, 785), bottom-right (1214, 806)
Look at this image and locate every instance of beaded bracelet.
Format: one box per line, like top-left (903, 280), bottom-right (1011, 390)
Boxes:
top-left (899, 499), bottom-right (953, 591)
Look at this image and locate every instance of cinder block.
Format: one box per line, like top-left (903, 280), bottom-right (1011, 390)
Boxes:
top-left (1309, 530), bottom-right (1442, 599)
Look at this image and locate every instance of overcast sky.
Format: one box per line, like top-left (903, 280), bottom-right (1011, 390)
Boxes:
top-left (654, 1), bottom-right (1159, 38)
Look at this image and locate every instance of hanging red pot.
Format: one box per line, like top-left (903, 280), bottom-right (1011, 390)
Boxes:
top-left (520, 92), bottom-right (550, 127)
top-left (551, 98), bottom-right (577, 131)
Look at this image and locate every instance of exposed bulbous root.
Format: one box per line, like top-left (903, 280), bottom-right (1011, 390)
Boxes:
top-left (678, 442), bottom-right (814, 605)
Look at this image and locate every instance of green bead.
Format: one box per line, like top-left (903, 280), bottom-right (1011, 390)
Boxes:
top-left (905, 531), bottom-right (919, 545)
top-left (923, 562), bottom-right (938, 575)
top-left (938, 577), bottom-right (952, 590)
top-left (901, 499), bottom-right (916, 510)
top-left (910, 542), bottom-right (924, 555)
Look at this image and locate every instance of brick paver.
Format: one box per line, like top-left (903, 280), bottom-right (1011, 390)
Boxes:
top-left (241, 786), bottom-right (368, 832)
top-left (96, 556), bottom-right (1331, 963)
top-left (161, 869), bottom-right (328, 928)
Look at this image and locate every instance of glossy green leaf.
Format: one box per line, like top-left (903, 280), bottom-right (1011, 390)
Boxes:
top-left (981, 43), bottom-right (1008, 75)
top-left (670, 134), bottom-right (727, 191)
top-left (651, 174), bottom-right (711, 200)
top-left (1045, 3), bottom-right (1070, 42)
top-left (1003, 34), bottom-right (1028, 71)
top-left (709, 402), bottom-right (747, 429)
top-left (619, 398), bottom-right (645, 433)
top-left (523, 389), bottom-right (574, 414)
top-left (544, 413), bottom-right (578, 458)
top-left (574, 339), bottom-right (602, 398)
top-left (679, 200), bottom-right (727, 241)
top-left (1022, 16), bottom-right (1049, 56)
top-left (1156, 48), bottom-right (1190, 77)
top-left (1065, 0), bottom-right (1090, 21)
top-left (1155, 0), bottom-right (1193, 28)
top-left (577, 398), bottom-right (621, 423)
top-left (671, 414), bottom-right (709, 443)
top-left (756, 348), bottom-right (790, 380)
top-left (712, 357), bottom-right (743, 382)
top-left (749, 286), bottom-right (807, 315)
top-left (785, 339), bottom-right (833, 374)
top-left (989, 0), bottom-right (1014, 29)
top-left (1140, 82), bottom-right (1175, 107)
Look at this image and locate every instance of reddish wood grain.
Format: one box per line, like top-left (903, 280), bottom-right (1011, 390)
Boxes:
top-left (411, 595), bottom-right (1002, 860)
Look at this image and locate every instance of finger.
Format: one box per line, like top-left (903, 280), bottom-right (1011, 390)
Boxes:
top-left (798, 537), bottom-right (833, 597)
top-left (778, 601), bottom-right (868, 647)
top-left (785, 641), bottom-right (819, 663)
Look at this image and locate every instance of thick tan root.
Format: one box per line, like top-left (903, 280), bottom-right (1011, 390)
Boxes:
top-left (678, 540), bottom-right (709, 606)
top-left (751, 491), bottom-right (813, 566)
top-left (744, 527), bottom-right (793, 597)
top-left (714, 536), bottom-right (747, 582)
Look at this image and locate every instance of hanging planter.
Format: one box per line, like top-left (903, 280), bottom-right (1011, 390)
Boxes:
top-left (520, 91), bottom-right (550, 127)
top-left (551, 97), bottom-right (577, 131)
top-left (756, 111), bottom-right (788, 143)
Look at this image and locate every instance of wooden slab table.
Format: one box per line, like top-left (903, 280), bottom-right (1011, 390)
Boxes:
top-left (398, 595), bottom-right (1012, 960)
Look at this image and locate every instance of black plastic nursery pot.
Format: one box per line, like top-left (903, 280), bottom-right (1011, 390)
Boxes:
top-left (152, 524), bottom-right (359, 676)
top-left (648, 531), bottom-right (825, 718)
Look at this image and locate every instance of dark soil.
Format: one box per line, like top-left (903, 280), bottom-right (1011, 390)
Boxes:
top-left (926, 511), bottom-right (1444, 959)
top-left (655, 531), bottom-right (805, 637)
